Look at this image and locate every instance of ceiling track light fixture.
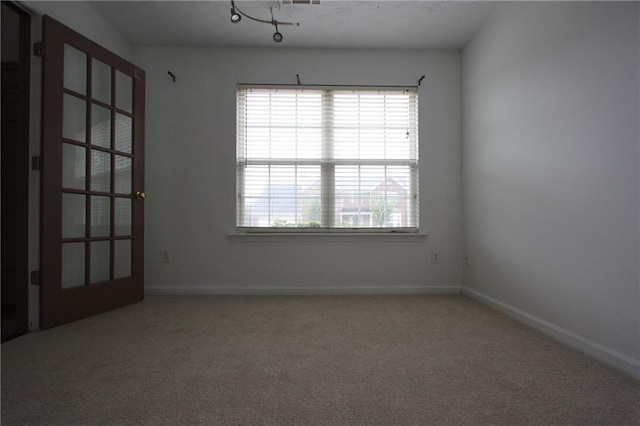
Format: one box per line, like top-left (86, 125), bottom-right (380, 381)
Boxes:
top-left (230, 0), bottom-right (300, 43)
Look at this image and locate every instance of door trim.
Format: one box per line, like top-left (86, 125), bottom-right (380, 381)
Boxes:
top-left (1, 1), bottom-right (31, 339)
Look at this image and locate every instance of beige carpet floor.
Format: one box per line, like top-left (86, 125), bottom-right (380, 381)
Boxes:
top-left (1, 294), bottom-right (639, 425)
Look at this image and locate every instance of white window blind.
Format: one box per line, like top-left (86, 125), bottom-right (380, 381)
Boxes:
top-left (236, 86), bottom-right (418, 231)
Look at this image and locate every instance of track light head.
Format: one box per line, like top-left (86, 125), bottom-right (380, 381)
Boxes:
top-left (230, 7), bottom-right (241, 23)
top-left (273, 31), bottom-right (283, 43)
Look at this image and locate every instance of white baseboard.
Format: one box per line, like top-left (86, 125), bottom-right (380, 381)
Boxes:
top-left (145, 285), bottom-right (461, 296)
top-left (462, 287), bottom-right (640, 380)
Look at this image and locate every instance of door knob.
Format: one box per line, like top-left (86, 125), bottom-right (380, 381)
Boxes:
top-left (135, 191), bottom-right (146, 200)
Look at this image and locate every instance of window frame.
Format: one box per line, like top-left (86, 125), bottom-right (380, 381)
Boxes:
top-left (236, 84), bottom-right (419, 234)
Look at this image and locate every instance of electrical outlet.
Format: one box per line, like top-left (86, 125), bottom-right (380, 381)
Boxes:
top-left (464, 256), bottom-right (470, 266)
top-left (431, 251), bottom-right (440, 264)
top-left (160, 250), bottom-right (170, 264)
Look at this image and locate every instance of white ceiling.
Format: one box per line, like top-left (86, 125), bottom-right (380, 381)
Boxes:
top-left (90, 1), bottom-right (498, 50)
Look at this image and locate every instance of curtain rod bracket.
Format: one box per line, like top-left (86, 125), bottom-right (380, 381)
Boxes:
top-left (418, 75), bottom-right (425, 86)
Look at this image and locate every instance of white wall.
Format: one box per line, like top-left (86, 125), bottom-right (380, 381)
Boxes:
top-left (24, 1), bottom-right (135, 328)
top-left (462, 2), bottom-right (640, 377)
top-left (26, 1), bottom-right (134, 61)
top-left (136, 47), bottom-right (462, 294)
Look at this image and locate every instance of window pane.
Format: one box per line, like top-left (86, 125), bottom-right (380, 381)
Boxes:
top-left (334, 91), bottom-right (416, 161)
top-left (240, 165), bottom-right (320, 227)
top-left (335, 165), bottom-right (414, 228)
top-left (242, 89), bottom-right (322, 160)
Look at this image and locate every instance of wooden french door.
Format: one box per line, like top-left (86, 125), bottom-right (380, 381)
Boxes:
top-left (41, 16), bottom-right (145, 328)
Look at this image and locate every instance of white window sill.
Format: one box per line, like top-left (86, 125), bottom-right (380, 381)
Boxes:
top-left (227, 232), bottom-right (428, 243)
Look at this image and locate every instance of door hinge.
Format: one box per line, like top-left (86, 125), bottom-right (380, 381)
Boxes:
top-left (31, 156), bottom-right (42, 171)
top-left (30, 271), bottom-right (41, 286)
top-left (33, 42), bottom-right (43, 57)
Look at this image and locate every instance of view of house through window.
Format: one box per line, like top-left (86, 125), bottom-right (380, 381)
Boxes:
top-left (236, 86), bottom-right (418, 230)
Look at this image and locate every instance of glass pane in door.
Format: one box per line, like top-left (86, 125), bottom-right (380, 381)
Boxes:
top-left (114, 198), bottom-right (131, 236)
top-left (62, 143), bottom-right (86, 190)
top-left (91, 150), bottom-right (111, 192)
top-left (90, 196), bottom-right (111, 237)
top-left (115, 113), bottom-right (132, 153)
top-left (63, 44), bottom-right (86, 95)
top-left (114, 239), bottom-right (131, 279)
top-left (91, 104), bottom-right (111, 148)
top-left (91, 58), bottom-right (111, 104)
top-left (90, 241), bottom-right (110, 283)
top-left (114, 155), bottom-right (132, 194)
top-left (62, 193), bottom-right (86, 238)
top-left (61, 243), bottom-right (85, 288)
top-left (63, 94), bottom-right (86, 142)
top-left (115, 70), bottom-right (132, 112)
